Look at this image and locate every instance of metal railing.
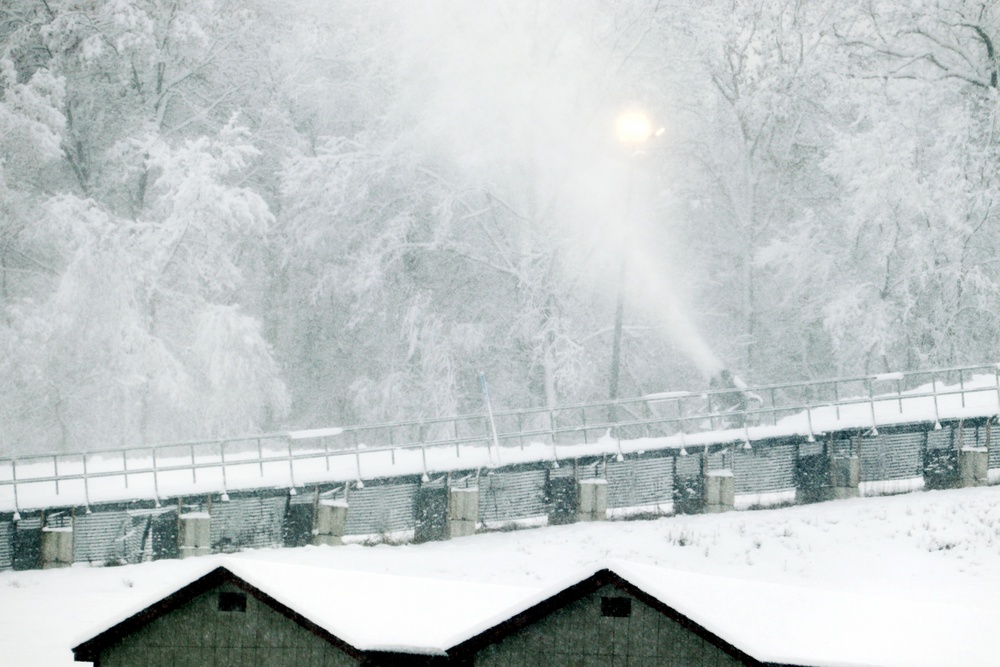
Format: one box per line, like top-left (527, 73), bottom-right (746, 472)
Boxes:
top-left (2, 362), bottom-right (999, 515)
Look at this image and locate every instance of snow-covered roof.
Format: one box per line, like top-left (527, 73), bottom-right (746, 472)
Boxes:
top-left (440, 562), bottom-right (764, 661)
top-left (223, 559), bottom-right (534, 653)
top-left (72, 557), bottom-right (537, 657)
top-left (73, 556), bottom-right (1000, 666)
top-left (611, 560), bottom-right (1000, 667)
top-left (455, 559), bottom-right (1000, 667)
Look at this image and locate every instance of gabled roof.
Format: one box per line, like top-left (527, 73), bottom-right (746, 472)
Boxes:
top-left (444, 559), bottom-right (1000, 667)
top-left (606, 560), bottom-right (1000, 667)
top-left (72, 565), bottom-right (363, 663)
top-left (72, 558), bottom-right (535, 661)
top-left (72, 557), bottom-right (1000, 667)
top-left (445, 565), bottom-right (776, 667)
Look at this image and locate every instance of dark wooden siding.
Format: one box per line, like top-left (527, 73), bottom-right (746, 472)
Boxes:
top-left (472, 584), bottom-right (748, 667)
top-left (99, 582), bottom-right (358, 667)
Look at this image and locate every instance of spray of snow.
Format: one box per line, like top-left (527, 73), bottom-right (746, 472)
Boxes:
top-left (623, 247), bottom-right (726, 379)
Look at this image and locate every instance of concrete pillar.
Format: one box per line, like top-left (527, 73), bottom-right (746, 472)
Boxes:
top-left (447, 487), bottom-right (479, 539)
top-left (703, 471), bottom-right (735, 513)
top-left (178, 512), bottom-right (212, 559)
top-left (40, 527), bottom-right (74, 569)
top-left (577, 479), bottom-right (608, 522)
top-left (960, 448), bottom-right (989, 487)
top-left (313, 500), bottom-right (348, 546)
top-left (832, 457), bottom-right (860, 499)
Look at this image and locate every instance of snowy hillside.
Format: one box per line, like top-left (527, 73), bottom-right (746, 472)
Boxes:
top-left (3, 485), bottom-right (1000, 666)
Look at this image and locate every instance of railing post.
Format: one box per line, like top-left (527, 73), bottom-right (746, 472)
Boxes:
top-left (355, 437), bottom-right (364, 486)
top-left (190, 444), bottom-right (197, 484)
top-left (549, 408), bottom-right (558, 463)
top-left (959, 371), bottom-right (966, 408)
top-left (896, 378), bottom-right (903, 413)
top-left (994, 366), bottom-right (1000, 414)
top-left (932, 373), bottom-right (942, 429)
top-left (122, 450), bottom-right (129, 489)
top-left (867, 378), bottom-right (879, 436)
top-left (417, 419), bottom-right (429, 465)
top-left (11, 458), bottom-right (20, 521)
top-left (219, 441), bottom-right (229, 501)
top-left (420, 441), bottom-right (429, 483)
top-left (152, 447), bottom-right (160, 506)
top-left (478, 372), bottom-right (502, 465)
top-left (82, 452), bottom-right (91, 511)
top-left (287, 438), bottom-right (297, 493)
top-left (833, 382), bottom-right (841, 421)
top-left (53, 456), bottom-right (60, 495)
top-left (806, 404), bottom-right (815, 443)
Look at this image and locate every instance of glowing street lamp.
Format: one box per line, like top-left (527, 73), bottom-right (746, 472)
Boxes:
top-left (608, 109), bottom-right (662, 419)
top-left (615, 109), bottom-right (655, 144)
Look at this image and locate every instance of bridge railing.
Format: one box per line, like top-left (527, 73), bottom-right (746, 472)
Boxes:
top-left (2, 362), bottom-right (999, 514)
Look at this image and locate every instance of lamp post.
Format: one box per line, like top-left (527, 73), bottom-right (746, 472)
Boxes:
top-left (608, 110), bottom-right (660, 422)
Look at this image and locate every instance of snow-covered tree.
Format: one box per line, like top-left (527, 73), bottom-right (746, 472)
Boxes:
top-left (0, 0), bottom-right (289, 452)
top-left (3, 0), bottom-right (1000, 454)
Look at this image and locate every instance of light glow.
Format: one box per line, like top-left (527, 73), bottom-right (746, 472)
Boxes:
top-left (615, 109), bottom-right (654, 144)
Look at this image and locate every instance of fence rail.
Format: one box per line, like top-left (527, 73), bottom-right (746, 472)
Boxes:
top-left (2, 362), bottom-right (1000, 515)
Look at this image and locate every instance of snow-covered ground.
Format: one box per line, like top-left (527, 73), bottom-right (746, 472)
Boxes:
top-left (3, 484), bottom-right (1000, 666)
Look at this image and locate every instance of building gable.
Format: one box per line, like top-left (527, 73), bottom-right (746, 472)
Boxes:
top-left (73, 567), bottom-right (363, 666)
top-left (449, 569), bottom-right (769, 666)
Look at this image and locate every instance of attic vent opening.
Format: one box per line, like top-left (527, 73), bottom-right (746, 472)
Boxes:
top-left (601, 596), bottom-right (632, 618)
top-left (218, 592), bottom-right (247, 613)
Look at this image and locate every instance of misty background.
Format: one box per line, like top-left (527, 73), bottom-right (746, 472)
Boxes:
top-left (1, 0), bottom-right (998, 454)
